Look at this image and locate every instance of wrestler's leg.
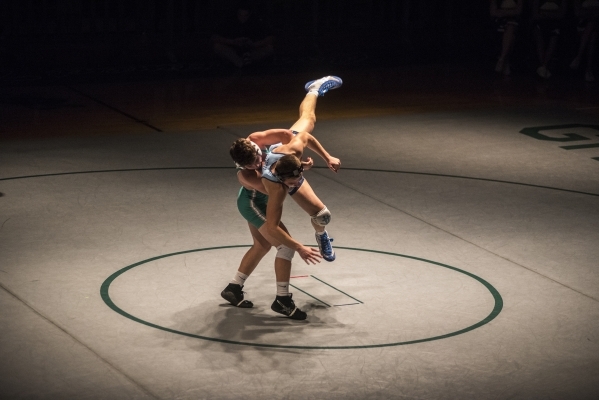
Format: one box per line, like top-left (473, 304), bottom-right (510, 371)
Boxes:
top-left (223, 186), bottom-right (271, 308)
top-left (258, 222), bottom-right (307, 319)
top-left (221, 222), bottom-right (271, 308)
top-left (238, 219), bottom-right (294, 276)
top-left (237, 222), bottom-right (273, 276)
top-left (289, 178), bottom-right (336, 262)
top-left (239, 220), bottom-right (298, 286)
top-left (289, 178), bottom-right (326, 233)
top-left (289, 93), bottom-right (318, 135)
top-left (257, 222), bottom-right (293, 282)
top-left (288, 75), bottom-right (342, 141)
top-left (254, 222), bottom-right (293, 283)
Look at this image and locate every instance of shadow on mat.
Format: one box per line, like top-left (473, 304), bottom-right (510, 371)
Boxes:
top-left (168, 299), bottom-right (347, 350)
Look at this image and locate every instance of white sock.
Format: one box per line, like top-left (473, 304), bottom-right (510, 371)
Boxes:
top-left (315, 230), bottom-right (326, 236)
top-left (276, 282), bottom-right (289, 297)
top-left (308, 90), bottom-right (319, 96)
top-left (230, 271), bottom-right (248, 286)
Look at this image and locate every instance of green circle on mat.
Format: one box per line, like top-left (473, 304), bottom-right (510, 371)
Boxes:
top-left (101, 245), bottom-right (503, 350)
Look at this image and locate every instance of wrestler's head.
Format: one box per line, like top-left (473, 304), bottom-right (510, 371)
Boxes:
top-left (230, 138), bottom-right (262, 169)
top-left (274, 154), bottom-right (304, 187)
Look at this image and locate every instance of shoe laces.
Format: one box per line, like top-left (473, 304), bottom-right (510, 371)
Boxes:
top-left (319, 233), bottom-right (333, 253)
top-left (321, 81), bottom-right (335, 92)
top-left (231, 285), bottom-right (245, 296)
top-left (277, 294), bottom-right (296, 308)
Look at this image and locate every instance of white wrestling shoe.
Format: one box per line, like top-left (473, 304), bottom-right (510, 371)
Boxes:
top-left (304, 76), bottom-right (343, 96)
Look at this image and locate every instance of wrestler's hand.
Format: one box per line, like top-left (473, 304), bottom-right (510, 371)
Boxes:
top-left (297, 245), bottom-right (322, 265)
top-left (301, 157), bottom-right (314, 171)
top-left (326, 156), bottom-right (341, 173)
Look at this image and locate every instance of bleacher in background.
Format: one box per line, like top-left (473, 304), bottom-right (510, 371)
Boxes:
top-left (0, 0), bottom-right (489, 82)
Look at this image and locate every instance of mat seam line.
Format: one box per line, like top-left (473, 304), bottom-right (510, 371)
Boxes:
top-left (64, 85), bottom-right (163, 132)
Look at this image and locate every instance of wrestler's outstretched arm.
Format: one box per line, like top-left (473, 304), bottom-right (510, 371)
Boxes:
top-left (280, 131), bottom-right (341, 173)
top-left (247, 129), bottom-right (294, 148)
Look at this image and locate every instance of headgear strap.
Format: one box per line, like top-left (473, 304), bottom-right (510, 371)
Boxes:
top-left (275, 165), bottom-right (304, 180)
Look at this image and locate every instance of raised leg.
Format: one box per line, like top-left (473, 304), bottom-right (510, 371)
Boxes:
top-left (289, 94), bottom-right (318, 134)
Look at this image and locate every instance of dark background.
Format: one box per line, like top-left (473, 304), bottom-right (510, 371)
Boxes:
top-left (0, 0), bottom-right (589, 84)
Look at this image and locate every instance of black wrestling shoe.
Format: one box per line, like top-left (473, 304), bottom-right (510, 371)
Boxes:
top-left (221, 283), bottom-right (253, 308)
top-left (271, 294), bottom-right (307, 320)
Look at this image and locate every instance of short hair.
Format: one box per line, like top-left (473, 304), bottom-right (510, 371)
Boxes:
top-left (274, 154), bottom-right (303, 180)
top-left (230, 138), bottom-right (257, 166)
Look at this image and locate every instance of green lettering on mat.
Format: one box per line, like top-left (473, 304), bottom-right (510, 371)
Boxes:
top-left (520, 124), bottom-right (599, 142)
top-left (561, 143), bottom-right (599, 150)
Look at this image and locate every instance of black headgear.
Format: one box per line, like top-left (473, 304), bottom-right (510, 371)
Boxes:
top-left (274, 165), bottom-right (304, 181)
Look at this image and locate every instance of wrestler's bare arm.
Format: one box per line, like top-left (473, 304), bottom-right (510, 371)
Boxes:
top-left (278, 131), bottom-right (341, 173)
top-left (263, 179), bottom-right (299, 249)
top-left (237, 169), bottom-right (267, 194)
top-left (262, 178), bottom-right (321, 264)
top-left (247, 129), bottom-right (294, 148)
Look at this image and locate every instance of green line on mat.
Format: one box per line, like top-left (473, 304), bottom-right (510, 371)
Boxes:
top-left (310, 275), bottom-right (363, 304)
top-left (290, 284), bottom-right (331, 307)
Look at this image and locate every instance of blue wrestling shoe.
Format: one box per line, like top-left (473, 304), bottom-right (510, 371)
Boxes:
top-left (304, 76), bottom-right (343, 97)
top-left (316, 230), bottom-right (336, 262)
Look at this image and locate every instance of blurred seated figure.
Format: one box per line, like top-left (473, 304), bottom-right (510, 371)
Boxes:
top-left (532, 0), bottom-right (567, 79)
top-left (211, 1), bottom-right (274, 69)
top-left (490, 0), bottom-right (524, 76)
top-left (570, 0), bottom-right (599, 81)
